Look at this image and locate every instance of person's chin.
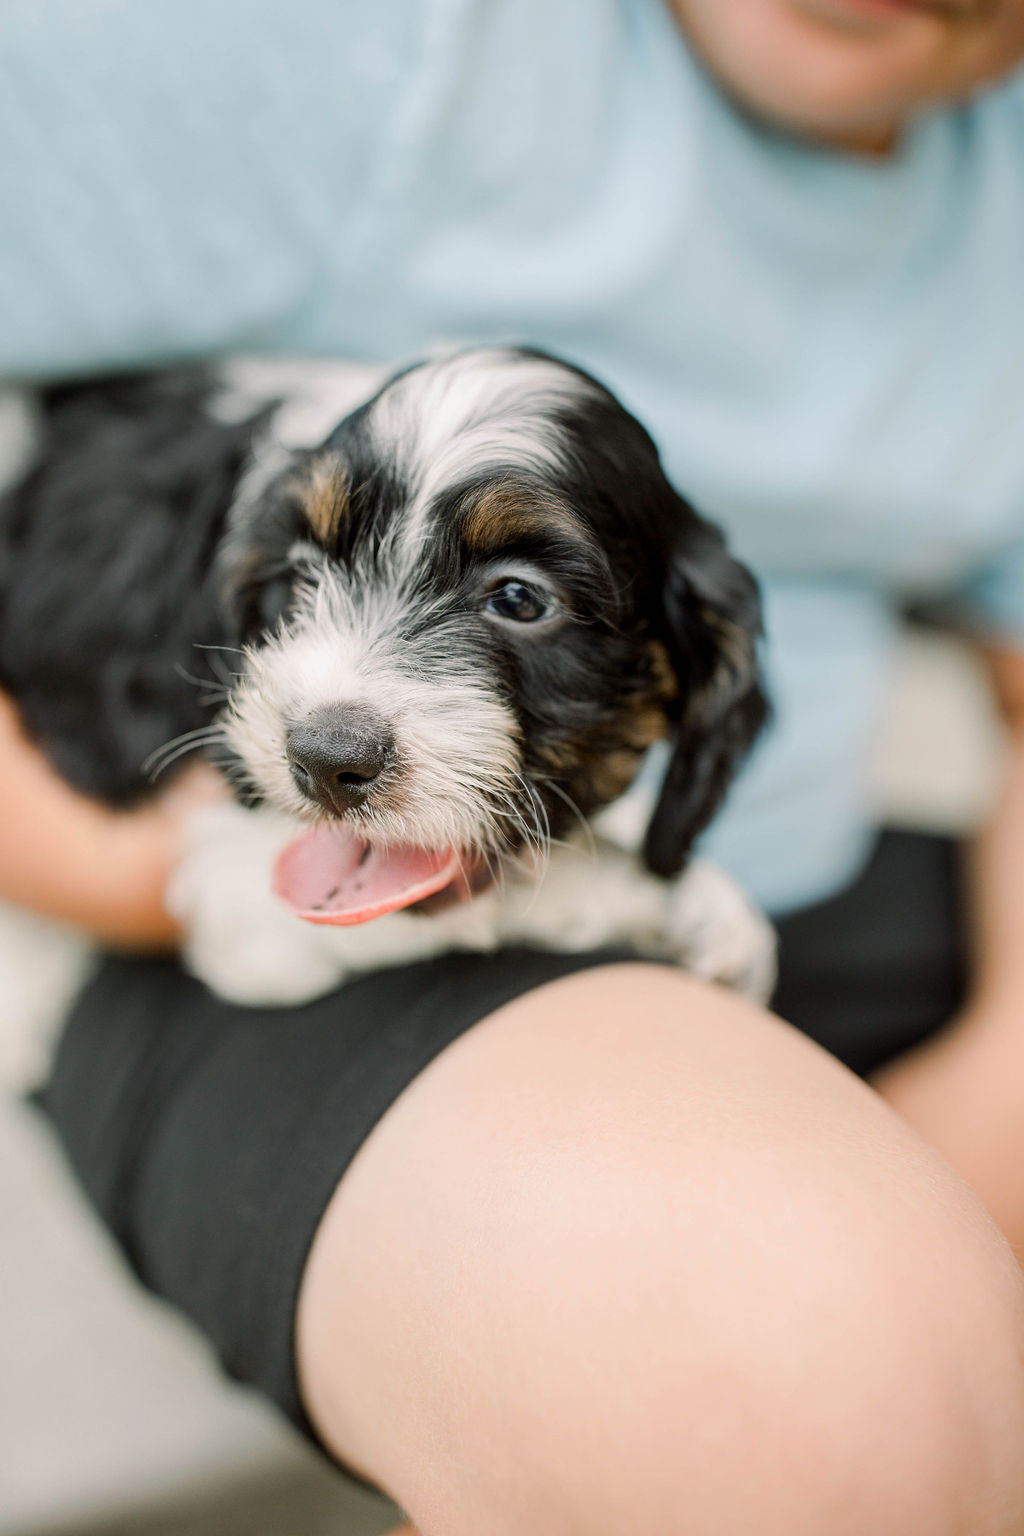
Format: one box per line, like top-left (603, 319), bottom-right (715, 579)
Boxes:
top-left (724, 60), bottom-right (916, 155)
top-left (791, 0), bottom-right (977, 30)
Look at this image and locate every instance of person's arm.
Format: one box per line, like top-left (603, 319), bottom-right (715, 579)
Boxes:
top-left (0, 690), bottom-right (223, 949)
top-left (872, 641), bottom-right (1024, 1257)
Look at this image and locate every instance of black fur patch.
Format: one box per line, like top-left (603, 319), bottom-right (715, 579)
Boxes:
top-left (0, 372), bottom-right (271, 803)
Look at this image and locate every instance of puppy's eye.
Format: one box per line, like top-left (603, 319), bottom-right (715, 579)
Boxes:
top-left (484, 579), bottom-right (551, 624)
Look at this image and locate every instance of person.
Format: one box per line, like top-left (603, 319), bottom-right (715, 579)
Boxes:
top-left (4, 1), bottom-right (1024, 1530)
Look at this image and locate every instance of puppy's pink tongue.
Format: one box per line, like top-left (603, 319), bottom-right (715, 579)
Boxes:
top-left (273, 823), bottom-right (461, 926)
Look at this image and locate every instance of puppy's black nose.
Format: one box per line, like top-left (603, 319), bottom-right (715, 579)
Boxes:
top-left (286, 706), bottom-right (394, 814)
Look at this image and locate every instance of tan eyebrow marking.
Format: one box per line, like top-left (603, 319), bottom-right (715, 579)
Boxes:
top-left (297, 453), bottom-right (351, 543)
top-left (461, 482), bottom-right (588, 553)
top-left (646, 639), bottom-right (679, 707)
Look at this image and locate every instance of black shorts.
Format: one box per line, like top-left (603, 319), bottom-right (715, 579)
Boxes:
top-left (39, 828), bottom-right (968, 1447)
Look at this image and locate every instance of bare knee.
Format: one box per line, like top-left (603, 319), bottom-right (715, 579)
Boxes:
top-left (297, 966), bottom-right (1024, 1535)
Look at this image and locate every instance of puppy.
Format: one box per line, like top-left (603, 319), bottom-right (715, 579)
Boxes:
top-left (0, 347), bottom-right (773, 1012)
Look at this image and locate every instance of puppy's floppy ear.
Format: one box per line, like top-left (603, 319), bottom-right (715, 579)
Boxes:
top-left (643, 509), bottom-right (768, 879)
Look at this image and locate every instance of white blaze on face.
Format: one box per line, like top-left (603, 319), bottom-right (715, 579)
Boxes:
top-left (221, 552), bottom-right (524, 854)
top-left (368, 349), bottom-right (596, 559)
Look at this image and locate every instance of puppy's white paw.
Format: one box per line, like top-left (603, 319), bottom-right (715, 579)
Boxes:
top-left (181, 907), bottom-right (350, 1008)
top-left (167, 802), bottom-right (349, 1007)
top-left (666, 860), bottom-right (777, 1004)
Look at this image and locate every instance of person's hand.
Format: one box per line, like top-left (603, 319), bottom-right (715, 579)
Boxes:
top-left (0, 690), bottom-right (230, 949)
top-left (872, 1004), bottom-right (1024, 1260)
top-left (875, 641), bottom-right (1024, 1263)
top-left (103, 758), bottom-right (232, 947)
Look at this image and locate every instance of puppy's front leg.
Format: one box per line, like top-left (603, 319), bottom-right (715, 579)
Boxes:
top-left (167, 802), bottom-right (357, 1005)
top-left (663, 858), bottom-right (777, 1003)
top-left (167, 802), bottom-right (504, 1006)
top-left (498, 841), bottom-right (776, 1003)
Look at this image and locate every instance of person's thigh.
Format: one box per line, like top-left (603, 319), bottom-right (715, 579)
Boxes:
top-left (41, 944), bottom-right (630, 1436)
top-left (297, 964), bottom-right (1024, 1536)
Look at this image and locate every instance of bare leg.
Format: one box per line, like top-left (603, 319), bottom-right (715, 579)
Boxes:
top-left (298, 965), bottom-right (1024, 1536)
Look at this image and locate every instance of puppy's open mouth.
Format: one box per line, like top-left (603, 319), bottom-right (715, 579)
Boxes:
top-left (272, 822), bottom-right (491, 924)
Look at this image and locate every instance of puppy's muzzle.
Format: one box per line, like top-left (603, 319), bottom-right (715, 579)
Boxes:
top-left (286, 705), bottom-right (394, 816)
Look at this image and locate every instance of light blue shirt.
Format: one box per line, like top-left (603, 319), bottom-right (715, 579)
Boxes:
top-left (3, 0), bottom-right (1024, 912)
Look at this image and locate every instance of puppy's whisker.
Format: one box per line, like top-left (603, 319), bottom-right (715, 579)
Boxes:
top-left (451, 847), bottom-right (475, 895)
top-left (515, 802), bottom-right (551, 859)
top-left (505, 819), bottom-right (554, 920)
top-left (538, 778), bottom-right (597, 858)
top-left (478, 844), bottom-right (506, 894)
top-left (498, 779), bottom-right (538, 847)
top-left (143, 726), bottom-right (223, 764)
top-left (143, 727), bottom-right (225, 780)
top-left (145, 746), bottom-right (221, 782)
top-left (524, 778), bottom-right (553, 855)
top-left (144, 732), bottom-right (224, 771)
top-left (179, 646), bottom-right (244, 706)
top-left (172, 661), bottom-right (232, 697)
top-left (508, 772), bottom-right (552, 866)
top-left (488, 809), bottom-right (540, 870)
top-left (210, 657), bottom-right (242, 687)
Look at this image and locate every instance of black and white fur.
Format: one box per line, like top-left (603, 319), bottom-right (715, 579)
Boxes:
top-left (0, 348), bottom-right (772, 1017)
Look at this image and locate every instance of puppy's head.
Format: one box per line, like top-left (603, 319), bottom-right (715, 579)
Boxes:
top-left (216, 348), bottom-right (766, 911)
